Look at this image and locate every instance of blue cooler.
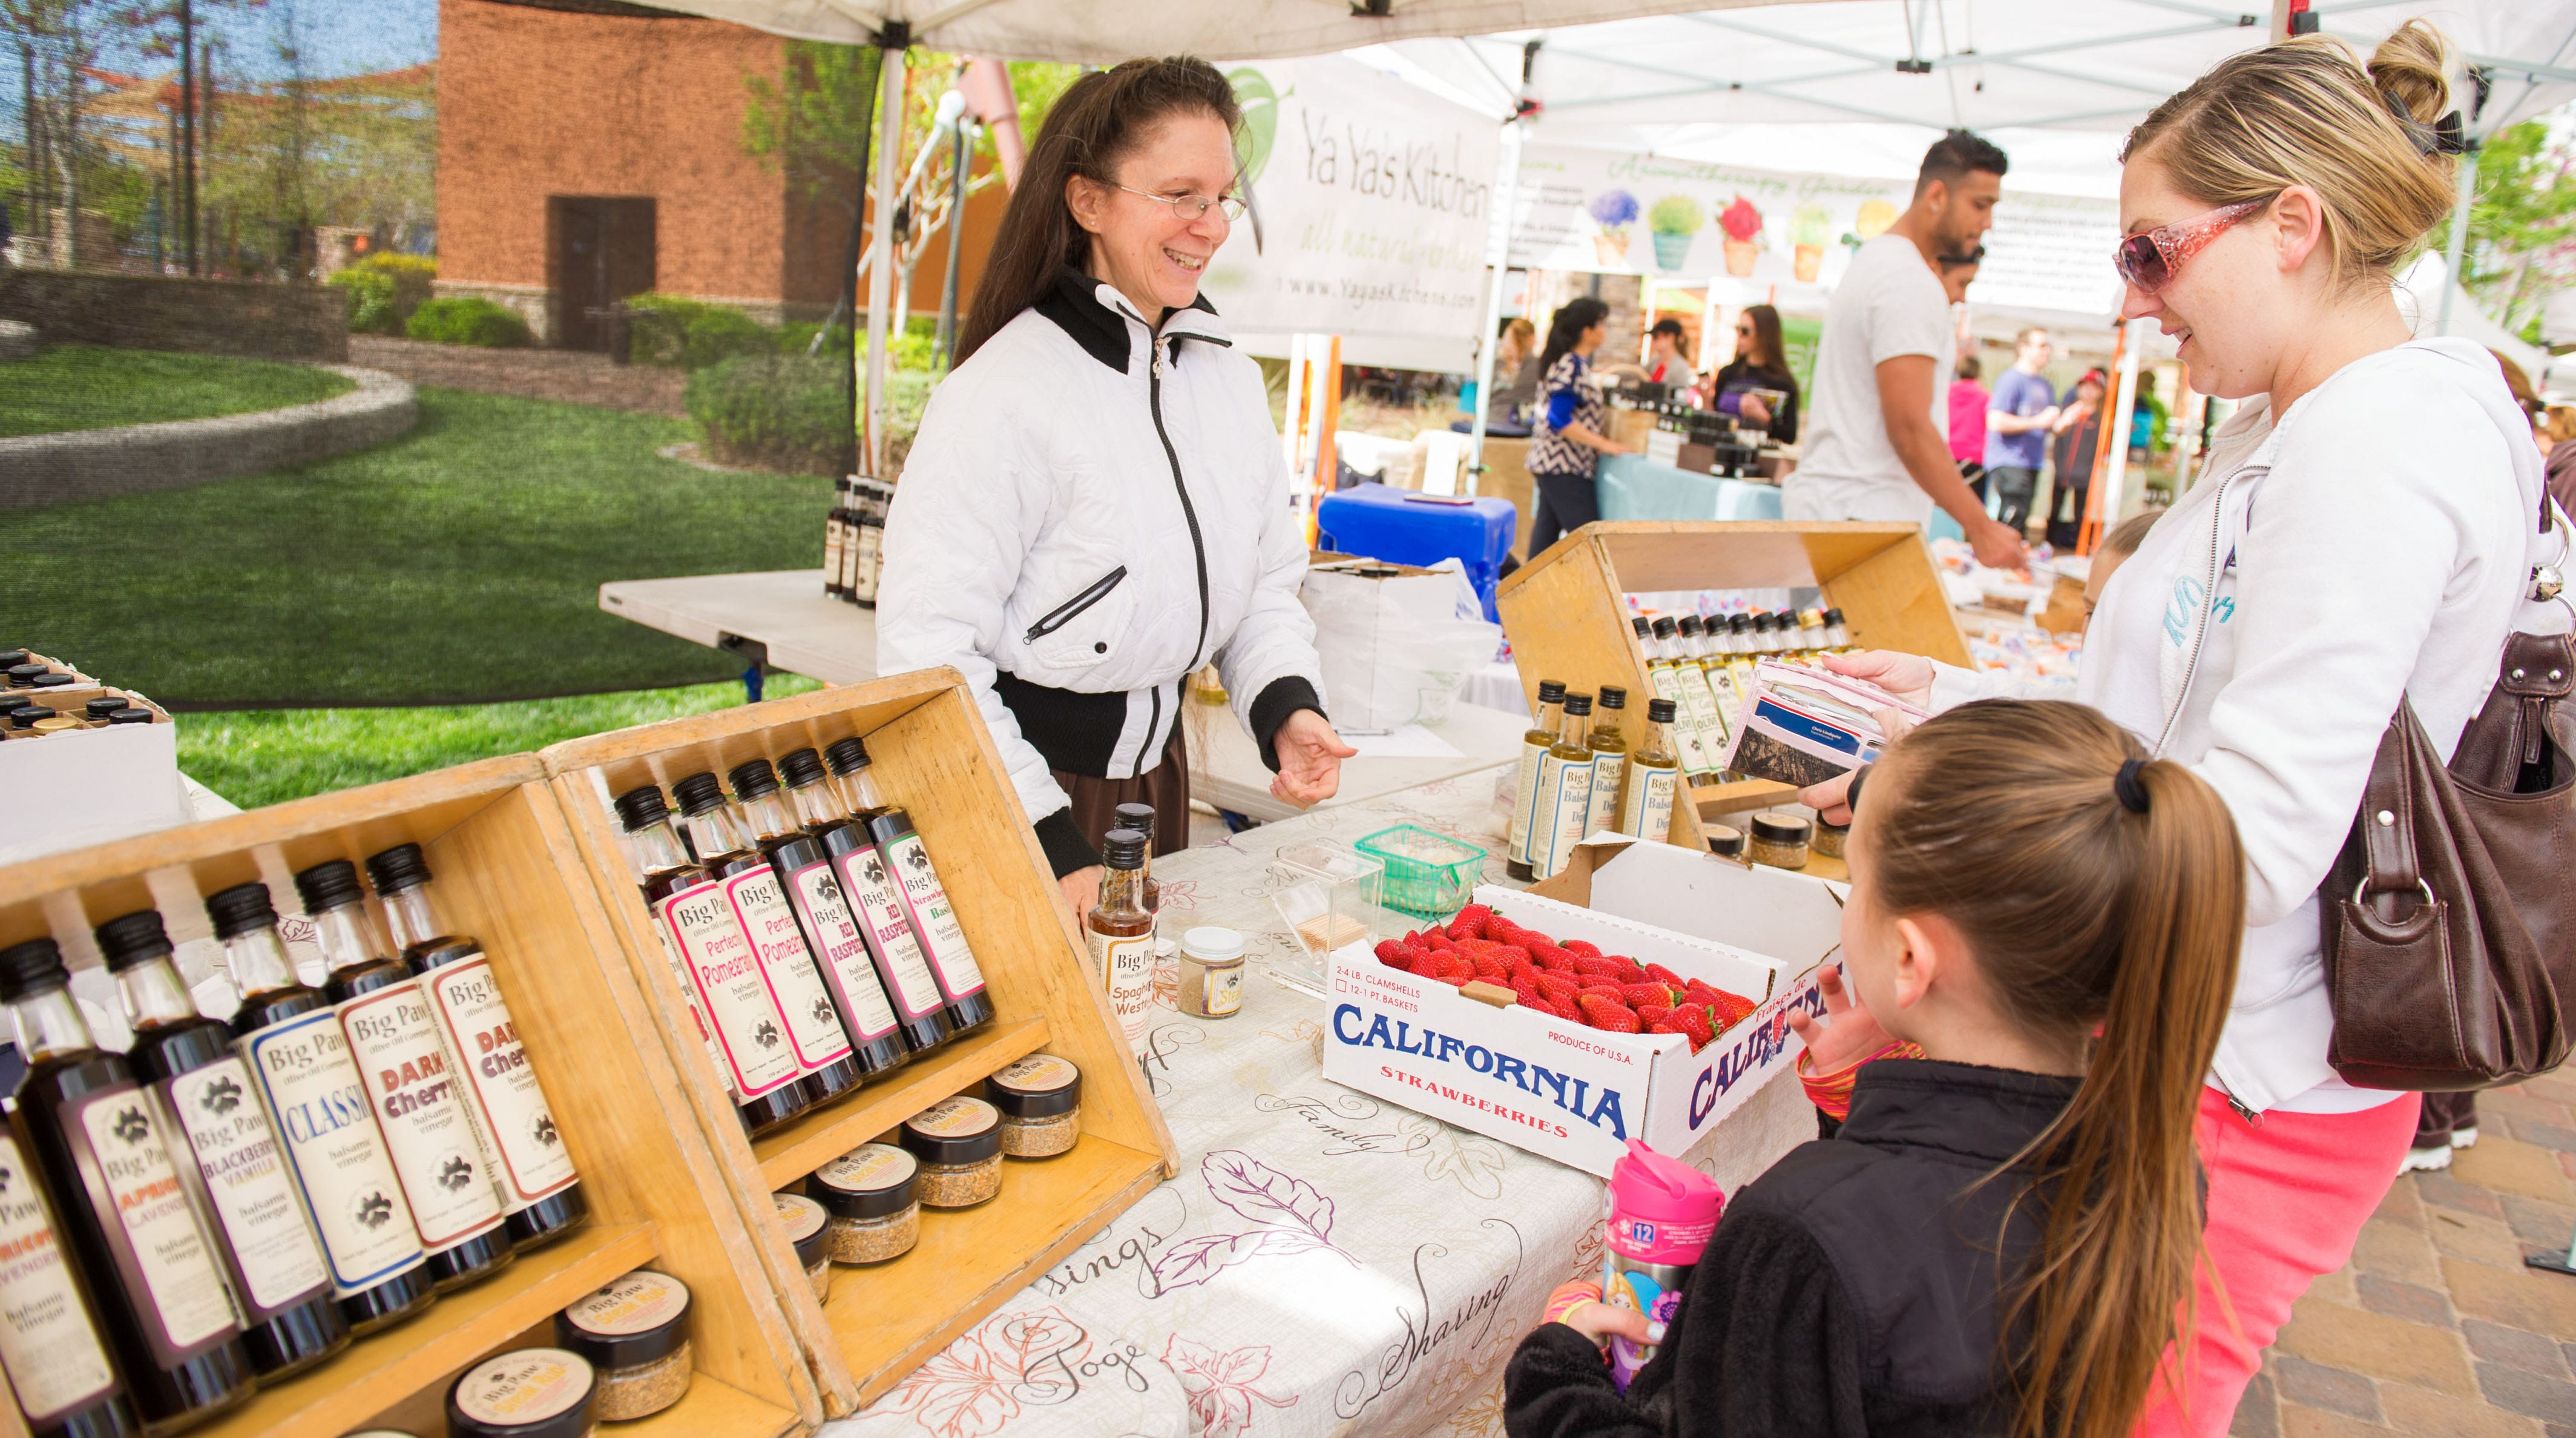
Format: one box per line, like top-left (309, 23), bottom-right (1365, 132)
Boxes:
top-left (1315, 485), bottom-right (1517, 622)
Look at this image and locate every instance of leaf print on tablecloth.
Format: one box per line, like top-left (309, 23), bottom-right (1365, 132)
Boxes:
top-left (1152, 951), bottom-right (1179, 1011)
top-left (1204, 1149), bottom-right (1335, 1238)
top-left (1163, 1334), bottom-right (1297, 1438)
top-left (887, 1332), bottom-right (1020, 1438)
top-left (1447, 1378), bottom-right (1508, 1438)
top-left (1399, 1114), bottom-right (1508, 1201)
top-left (1257, 1018), bottom-right (1323, 1063)
top-left (1156, 877), bottom-right (1200, 912)
top-left (1150, 1230), bottom-right (1273, 1290)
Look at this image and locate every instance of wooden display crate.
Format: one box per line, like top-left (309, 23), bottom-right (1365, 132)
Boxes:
top-left (0, 754), bottom-right (817, 1438)
top-left (540, 667), bottom-right (1178, 1416)
top-left (1496, 521), bottom-right (1970, 854)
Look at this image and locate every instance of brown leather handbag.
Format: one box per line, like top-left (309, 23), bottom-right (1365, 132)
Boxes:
top-left (2320, 506), bottom-right (2576, 1090)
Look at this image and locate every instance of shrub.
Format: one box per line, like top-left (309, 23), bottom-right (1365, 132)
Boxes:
top-left (687, 353), bottom-right (849, 475)
top-left (628, 293), bottom-right (779, 370)
top-left (406, 296), bottom-right (532, 348)
top-left (329, 253), bottom-right (439, 335)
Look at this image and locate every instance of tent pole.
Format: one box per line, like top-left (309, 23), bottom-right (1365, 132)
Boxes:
top-left (2089, 318), bottom-right (2146, 555)
top-left (2437, 144), bottom-right (2478, 337)
top-left (864, 39), bottom-right (909, 477)
top-left (1467, 117), bottom-right (1524, 495)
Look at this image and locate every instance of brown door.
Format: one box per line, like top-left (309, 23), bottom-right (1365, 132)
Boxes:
top-left (547, 197), bottom-right (656, 351)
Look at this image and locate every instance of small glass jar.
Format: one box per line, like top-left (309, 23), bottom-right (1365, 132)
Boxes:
top-left (1706, 823), bottom-right (1747, 860)
top-left (987, 1054), bottom-right (1083, 1158)
top-left (555, 1270), bottom-right (692, 1421)
top-left (775, 1192), bottom-right (833, 1302)
top-left (901, 1096), bottom-right (1005, 1209)
top-left (810, 1144), bottom-right (921, 1262)
top-left (1746, 811), bottom-right (1812, 870)
top-left (1811, 816), bottom-right (1848, 861)
top-left (447, 1347), bottom-right (598, 1438)
top-left (1176, 927), bottom-right (1246, 1019)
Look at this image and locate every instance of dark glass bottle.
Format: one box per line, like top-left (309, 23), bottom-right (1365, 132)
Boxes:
top-left (791, 744), bottom-right (952, 1056)
top-left (613, 785), bottom-right (810, 1136)
top-left (1112, 802), bottom-right (1161, 916)
top-left (834, 741), bottom-right (997, 1036)
top-left (294, 861), bottom-right (515, 1293)
top-left (1088, 830), bottom-right (1154, 1061)
top-left (0, 937), bottom-right (255, 1432)
top-left (0, 1112), bottom-right (143, 1438)
top-left (730, 757), bottom-right (907, 1083)
top-left (363, 845), bottom-right (586, 1253)
top-left (92, 909), bottom-right (348, 1382)
top-left (207, 881), bottom-right (437, 1336)
top-left (668, 775), bottom-right (863, 1110)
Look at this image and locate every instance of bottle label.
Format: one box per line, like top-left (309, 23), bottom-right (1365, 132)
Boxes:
top-left (1622, 766), bottom-right (1680, 842)
top-left (0, 1132), bottom-right (120, 1420)
top-left (1669, 666), bottom-right (1724, 773)
top-left (1507, 736), bottom-right (1547, 863)
top-left (648, 921), bottom-right (737, 1098)
top-left (159, 1055), bottom-right (332, 1316)
top-left (65, 1085), bottom-right (238, 1362)
top-left (1649, 668), bottom-right (1717, 774)
top-left (784, 859), bottom-right (902, 1042)
top-left (823, 520), bottom-right (846, 590)
top-left (337, 981), bottom-right (508, 1250)
top-left (720, 870), bottom-right (856, 1071)
top-left (1536, 752), bottom-right (1596, 878)
top-left (658, 879), bottom-right (802, 1100)
top-left (852, 523), bottom-right (884, 602)
top-left (884, 833), bottom-right (987, 999)
top-left (1585, 751), bottom-right (1628, 840)
top-left (1088, 928), bottom-right (1154, 1055)
top-left (1707, 667), bottom-right (1743, 739)
top-left (241, 1009), bottom-right (427, 1297)
top-left (832, 846), bottom-right (950, 1021)
top-left (1685, 667), bottom-right (1733, 756)
top-left (421, 953), bottom-right (579, 1209)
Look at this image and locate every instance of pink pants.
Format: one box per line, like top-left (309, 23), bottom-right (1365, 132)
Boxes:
top-left (2133, 1087), bottom-right (2423, 1436)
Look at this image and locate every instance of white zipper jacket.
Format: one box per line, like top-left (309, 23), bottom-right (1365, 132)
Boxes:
top-left (876, 270), bottom-right (1327, 875)
top-left (1928, 338), bottom-right (2566, 1115)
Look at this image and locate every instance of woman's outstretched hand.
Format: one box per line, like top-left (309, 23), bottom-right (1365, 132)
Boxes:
top-left (1785, 964), bottom-right (1894, 1073)
top-left (1272, 710), bottom-right (1358, 808)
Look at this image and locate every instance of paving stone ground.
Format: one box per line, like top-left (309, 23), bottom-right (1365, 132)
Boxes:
top-left (2229, 1074), bottom-right (2576, 1437)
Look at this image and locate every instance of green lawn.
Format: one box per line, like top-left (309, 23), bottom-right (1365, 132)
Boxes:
top-left (180, 674), bottom-right (823, 810)
top-left (0, 344), bottom-right (356, 437)
top-left (4, 384), bottom-right (833, 707)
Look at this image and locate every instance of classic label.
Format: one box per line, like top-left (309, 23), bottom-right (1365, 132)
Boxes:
top-left (1620, 765), bottom-right (1680, 842)
top-left (453, 1348), bottom-right (593, 1425)
top-left (1507, 736), bottom-right (1547, 863)
top-left (884, 833), bottom-right (987, 998)
top-left (0, 1132), bottom-right (119, 1420)
top-left (338, 982), bottom-right (507, 1249)
top-left (785, 859), bottom-right (902, 1042)
top-left (70, 1088), bottom-right (236, 1360)
top-left (831, 846), bottom-right (948, 1020)
top-left (813, 1143), bottom-right (915, 1193)
top-left (562, 1270), bottom-right (686, 1336)
top-left (720, 869), bottom-right (855, 1071)
top-left (1089, 929), bottom-right (1154, 1055)
top-left (161, 1055), bottom-right (331, 1314)
top-left (423, 954), bottom-right (578, 1209)
top-left (648, 921), bottom-right (736, 1097)
top-left (1585, 751), bottom-right (1628, 840)
top-left (1536, 751), bottom-right (1596, 878)
top-left (242, 1009), bottom-right (426, 1296)
top-left (658, 879), bottom-right (801, 1100)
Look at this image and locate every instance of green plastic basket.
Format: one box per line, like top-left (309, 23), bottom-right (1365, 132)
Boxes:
top-left (1355, 824), bottom-right (1488, 920)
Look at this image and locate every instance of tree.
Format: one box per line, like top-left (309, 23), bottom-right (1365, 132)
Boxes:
top-left (2430, 119), bottom-right (2576, 343)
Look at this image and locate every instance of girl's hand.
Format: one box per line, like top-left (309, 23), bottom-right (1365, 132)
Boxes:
top-left (1740, 395), bottom-right (1772, 426)
top-left (1786, 964), bottom-right (1894, 1072)
top-left (1271, 710), bottom-right (1358, 808)
top-left (1541, 1281), bottom-right (1655, 1347)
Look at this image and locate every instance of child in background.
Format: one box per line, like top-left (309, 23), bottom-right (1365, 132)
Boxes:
top-left (1504, 701), bottom-right (2243, 1438)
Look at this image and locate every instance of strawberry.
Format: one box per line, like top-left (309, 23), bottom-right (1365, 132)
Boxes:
top-left (1531, 972), bottom-right (1579, 1006)
top-left (1644, 962), bottom-right (1684, 989)
top-left (1438, 952), bottom-right (1477, 984)
top-left (1562, 938), bottom-right (1603, 959)
top-left (1620, 982), bottom-right (1677, 1011)
top-left (1579, 978), bottom-right (1627, 999)
top-left (1505, 957), bottom-right (1538, 987)
top-left (1490, 944), bottom-right (1532, 969)
top-left (1424, 930), bottom-right (1457, 953)
top-left (1470, 952), bottom-right (1510, 984)
top-left (1663, 1004), bottom-right (1715, 1050)
top-left (1577, 993), bottom-right (1643, 1033)
top-left (1637, 1004), bottom-right (1673, 1030)
top-left (1447, 904), bottom-right (1494, 942)
top-left (1609, 958), bottom-right (1648, 986)
top-left (1375, 940), bottom-right (1412, 968)
top-left (1705, 988), bottom-right (1760, 1031)
top-left (1682, 980), bottom-right (1727, 1010)
top-left (1570, 954), bottom-right (1628, 981)
top-left (1532, 947), bottom-right (1578, 974)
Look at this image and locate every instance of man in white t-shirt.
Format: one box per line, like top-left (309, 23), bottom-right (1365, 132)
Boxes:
top-left (1785, 130), bottom-right (2026, 570)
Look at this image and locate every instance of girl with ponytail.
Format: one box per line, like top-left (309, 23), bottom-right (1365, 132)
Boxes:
top-left (1505, 700), bottom-right (2244, 1438)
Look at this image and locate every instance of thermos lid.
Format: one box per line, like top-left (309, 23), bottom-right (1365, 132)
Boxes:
top-left (1606, 1138), bottom-right (1723, 1265)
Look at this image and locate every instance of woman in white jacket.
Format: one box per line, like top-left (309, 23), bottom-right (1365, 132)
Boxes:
top-left (1795, 22), bottom-right (2564, 1436)
top-left (878, 57), bottom-right (1352, 920)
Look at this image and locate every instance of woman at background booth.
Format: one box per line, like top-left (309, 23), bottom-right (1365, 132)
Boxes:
top-left (1525, 297), bottom-right (1629, 556)
top-left (1704, 303), bottom-right (1801, 443)
top-left (877, 56), bottom-right (1353, 922)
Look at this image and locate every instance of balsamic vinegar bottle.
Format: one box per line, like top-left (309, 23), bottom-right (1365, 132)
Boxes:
top-left (363, 845), bottom-right (586, 1253)
top-left (835, 742), bottom-right (997, 1036)
top-left (668, 774), bottom-right (864, 1109)
top-left (0, 1116), bottom-right (143, 1438)
top-left (208, 882), bottom-right (437, 1336)
top-left (0, 938), bottom-right (255, 1431)
top-left (613, 785), bottom-right (812, 1136)
top-left (815, 739), bottom-right (954, 1056)
top-left (729, 758), bottom-right (908, 1081)
top-left (93, 910), bottom-right (347, 1380)
top-left (294, 862), bottom-right (514, 1293)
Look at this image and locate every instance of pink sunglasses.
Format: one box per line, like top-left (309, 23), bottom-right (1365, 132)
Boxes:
top-left (2114, 198), bottom-right (2269, 292)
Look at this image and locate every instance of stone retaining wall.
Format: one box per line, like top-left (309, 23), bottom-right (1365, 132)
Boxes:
top-left (0, 366), bottom-right (416, 510)
top-left (0, 268), bottom-right (348, 361)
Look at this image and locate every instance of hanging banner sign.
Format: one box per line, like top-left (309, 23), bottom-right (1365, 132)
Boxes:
top-left (1198, 56), bottom-right (1501, 367)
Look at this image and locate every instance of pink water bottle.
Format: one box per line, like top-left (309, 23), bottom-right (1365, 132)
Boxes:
top-left (1603, 1138), bottom-right (1722, 1390)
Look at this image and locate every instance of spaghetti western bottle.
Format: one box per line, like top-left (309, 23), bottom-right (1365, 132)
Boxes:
top-left (666, 776), bottom-right (864, 1109)
top-left (864, 805), bottom-right (996, 1037)
top-left (809, 740), bottom-right (956, 1056)
top-left (93, 909), bottom-right (347, 1379)
top-left (0, 1115), bottom-right (142, 1438)
top-left (0, 938), bottom-right (256, 1431)
top-left (209, 882), bottom-right (436, 1336)
top-left (1535, 692), bottom-right (1597, 880)
top-left (730, 757), bottom-right (908, 1082)
top-left (1113, 802), bottom-right (1161, 917)
top-left (614, 785), bottom-right (810, 1136)
top-left (1582, 686), bottom-right (1631, 840)
top-left (295, 861), bottom-right (515, 1294)
top-left (364, 845), bottom-right (586, 1252)
top-left (1620, 699), bottom-right (1683, 841)
top-left (1507, 679), bottom-right (1569, 882)
top-left (1088, 829), bottom-right (1154, 1061)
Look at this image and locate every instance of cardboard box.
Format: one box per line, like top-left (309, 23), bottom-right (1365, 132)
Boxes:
top-left (1299, 556), bottom-right (1499, 733)
top-left (0, 685), bottom-right (183, 867)
top-left (1321, 837), bottom-right (1844, 1177)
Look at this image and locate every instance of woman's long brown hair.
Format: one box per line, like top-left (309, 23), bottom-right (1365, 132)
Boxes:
top-left (1860, 701), bottom-right (2244, 1438)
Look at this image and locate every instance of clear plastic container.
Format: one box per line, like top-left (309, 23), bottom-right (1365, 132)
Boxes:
top-left (1264, 842), bottom-right (1388, 995)
top-left (1355, 825), bottom-right (1488, 920)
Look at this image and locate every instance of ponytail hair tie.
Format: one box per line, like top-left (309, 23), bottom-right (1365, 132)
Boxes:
top-left (2114, 758), bottom-right (2152, 814)
top-left (2380, 90), bottom-right (2469, 156)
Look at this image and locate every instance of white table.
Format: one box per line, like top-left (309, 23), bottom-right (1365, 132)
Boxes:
top-left (1180, 696), bottom-right (1531, 824)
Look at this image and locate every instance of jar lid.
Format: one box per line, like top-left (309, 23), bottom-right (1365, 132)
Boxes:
top-left (447, 1348), bottom-right (596, 1438)
top-left (774, 1192), bottom-right (830, 1266)
top-left (1706, 824), bottom-right (1747, 857)
top-left (810, 1143), bottom-right (918, 1218)
top-left (901, 1095), bottom-right (1002, 1166)
top-left (985, 1054), bottom-right (1082, 1120)
top-left (1749, 811), bottom-right (1812, 845)
top-left (1815, 816), bottom-right (1850, 836)
top-left (27, 673), bottom-right (70, 688)
top-left (1179, 926), bottom-right (1243, 963)
top-left (554, 1269), bottom-right (691, 1370)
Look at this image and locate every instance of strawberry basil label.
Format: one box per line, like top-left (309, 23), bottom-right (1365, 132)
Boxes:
top-left (0, 1132), bottom-right (119, 1419)
top-left (241, 1009), bottom-right (426, 1296)
top-left (338, 981), bottom-right (507, 1249)
top-left (719, 869), bottom-right (855, 1070)
top-left (784, 860), bottom-right (901, 1042)
top-left (67, 1087), bottom-right (237, 1362)
top-left (831, 846), bottom-right (948, 1020)
top-left (658, 879), bottom-right (800, 1099)
top-left (422, 953), bottom-right (577, 1209)
top-left (160, 1055), bottom-right (332, 1315)
top-left (883, 833), bottom-right (987, 998)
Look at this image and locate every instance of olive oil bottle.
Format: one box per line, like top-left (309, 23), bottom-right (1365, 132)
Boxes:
top-left (1506, 679), bottom-right (1568, 882)
top-left (1620, 699), bottom-right (1683, 842)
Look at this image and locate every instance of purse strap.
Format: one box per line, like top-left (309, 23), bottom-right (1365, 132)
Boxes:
top-left (2356, 710), bottom-right (2428, 912)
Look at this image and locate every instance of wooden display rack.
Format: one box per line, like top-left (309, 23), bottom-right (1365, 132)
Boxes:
top-left (0, 753), bottom-right (818, 1438)
top-left (1496, 521), bottom-right (1971, 857)
top-left (540, 667), bottom-right (1178, 1417)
